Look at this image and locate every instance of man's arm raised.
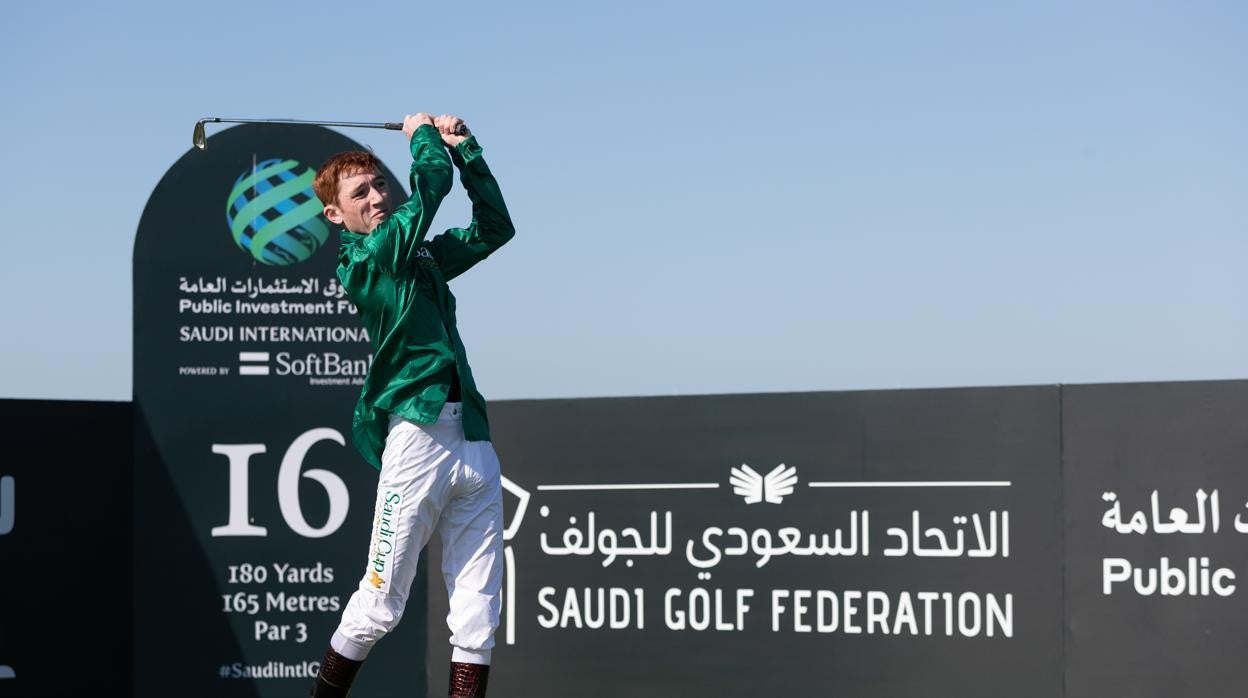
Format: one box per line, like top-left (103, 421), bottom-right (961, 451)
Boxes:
top-left (369, 113), bottom-right (453, 274)
top-left (427, 115), bottom-right (516, 281)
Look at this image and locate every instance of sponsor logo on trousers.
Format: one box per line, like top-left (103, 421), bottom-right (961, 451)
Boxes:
top-left (369, 491), bottom-right (401, 589)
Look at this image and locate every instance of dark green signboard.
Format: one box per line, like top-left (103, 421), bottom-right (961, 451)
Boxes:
top-left (132, 124), bottom-right (426, 697)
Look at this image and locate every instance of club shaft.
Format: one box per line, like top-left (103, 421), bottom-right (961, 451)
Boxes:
top-left (202, 118), bottom-right (400, 130)
top-left (193, 117), bottom-right (465, 151)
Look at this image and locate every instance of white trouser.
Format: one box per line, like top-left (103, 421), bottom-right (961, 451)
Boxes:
top-left (331, 402), bottom-right (505, 665)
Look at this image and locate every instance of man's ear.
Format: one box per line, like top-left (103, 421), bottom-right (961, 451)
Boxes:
top-left (323, 204), bottom-right (344, 225)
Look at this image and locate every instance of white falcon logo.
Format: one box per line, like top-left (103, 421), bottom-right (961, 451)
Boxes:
top-left (730, 464), bottom-right (798, 504)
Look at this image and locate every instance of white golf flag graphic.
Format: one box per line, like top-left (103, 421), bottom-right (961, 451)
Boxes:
top-left (730, 464), bottom-right (798, 504)
top-left (499, 476), bottom-right (531, 646)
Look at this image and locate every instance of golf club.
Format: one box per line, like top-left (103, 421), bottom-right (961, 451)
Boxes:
top-left (193, 117), bottom-right (467, 150)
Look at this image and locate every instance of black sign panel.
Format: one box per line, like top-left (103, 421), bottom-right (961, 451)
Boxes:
top-left (1064, 380), bottom-right (1248, 698)
top-left (429, 387), bottom-right (1063, 697)
top-left (132, 124), bottom-right (425, 697)
top-left (0, 400), bottom-right (132, 695)
top-left (14, 378), bottom-right (1248, 694)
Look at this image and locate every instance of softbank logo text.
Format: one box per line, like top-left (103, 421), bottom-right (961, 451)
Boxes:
top-left (237, 351), bottom-right (372, 377)
top-left (0, 475), bottom-right (13, 535)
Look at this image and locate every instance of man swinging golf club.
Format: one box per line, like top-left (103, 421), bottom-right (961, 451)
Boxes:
top-left (308, 112), bottom-right (515, 698)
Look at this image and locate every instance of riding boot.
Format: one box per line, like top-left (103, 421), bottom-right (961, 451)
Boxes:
top-left (448, 661), bottom-right (490, 698)
top-left (310, 646), bottom-right (363, 698)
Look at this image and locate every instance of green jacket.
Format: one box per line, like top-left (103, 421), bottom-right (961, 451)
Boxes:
top-left (337, 124), bottom-right (515, 469)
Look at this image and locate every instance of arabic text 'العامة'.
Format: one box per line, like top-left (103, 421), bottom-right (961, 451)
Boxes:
top-left (178, 276), bottom-right (348, 300)
top-left (1100, 489), bottom-right (1248, 535)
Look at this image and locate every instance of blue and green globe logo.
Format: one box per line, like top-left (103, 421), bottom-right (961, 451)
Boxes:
top-left (225, 158), bottom-right (328, 265)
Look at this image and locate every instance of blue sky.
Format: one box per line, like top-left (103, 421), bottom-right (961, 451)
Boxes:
top-left (1, 0), bottom-right (1245, 401)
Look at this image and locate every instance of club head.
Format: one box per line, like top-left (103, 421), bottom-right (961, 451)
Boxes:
top-left (193, 120), bottom-right (207, 150)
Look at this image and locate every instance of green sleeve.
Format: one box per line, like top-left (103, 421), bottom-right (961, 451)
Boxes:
top-left (361, 124), bottom-right (453, 275)
top-left (427, 137), bottom-right (516, 281)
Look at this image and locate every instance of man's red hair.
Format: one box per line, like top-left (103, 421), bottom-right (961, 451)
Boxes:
top-left (313, 151), bottom-right (383, 206)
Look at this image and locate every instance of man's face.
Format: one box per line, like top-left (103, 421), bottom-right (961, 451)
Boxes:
top-left (323, 168), bottom-right (390, 234)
